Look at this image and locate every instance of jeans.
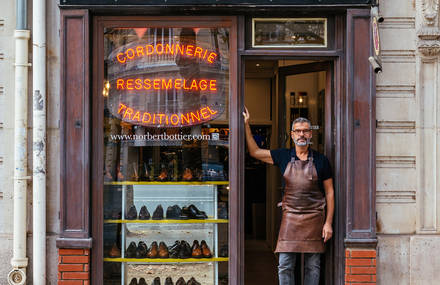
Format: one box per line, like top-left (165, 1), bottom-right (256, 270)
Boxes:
top-left (278, 252), bottom-right (321, 285)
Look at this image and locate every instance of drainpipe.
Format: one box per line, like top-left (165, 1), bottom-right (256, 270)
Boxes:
top-left (8, 0), bottom-right (30, 284)
top-left (32, 0), bottom-right (47, 282)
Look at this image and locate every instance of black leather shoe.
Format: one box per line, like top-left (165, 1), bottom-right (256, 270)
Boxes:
top-left (152, 277), bottom-right (161, 285)
top-left (168, 240), bottom-right (181, 258)
top-left (129, 278), bottom-right (137, 285)
top-left (178, 240), bottom-right (192, 258)
top-left (136, 241), bottom-right (148, 258)
top-left (187, 277), bottom-right (201, 285)
top-left (126, 241), bottom-right (137, 258)
top-left (139, 205), bottom-right (151, 220)
top-left (166, 205), bottom-right (183, 219)
top-left (152, 205), bottom-right (164, 220)
top-left (126, 205), bottom-right (137, 220)
top-left (175, 277), bottom-right (186, 285)
top-left (182, 205), bottom-right (207, 219)
top-left (165, 277), bottom-right (173, 285)
top-left (138, 277), bottom-right (148, 285)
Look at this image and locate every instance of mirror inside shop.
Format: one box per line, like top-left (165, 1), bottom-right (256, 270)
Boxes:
top-left (102, 27), bottom-right (230, 285)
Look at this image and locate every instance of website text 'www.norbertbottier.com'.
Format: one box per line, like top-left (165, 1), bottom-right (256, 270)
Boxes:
top-left (109, 132), bottom-right (217, 142)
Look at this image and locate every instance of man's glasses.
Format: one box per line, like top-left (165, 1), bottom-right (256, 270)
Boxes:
top-left (292, 129), bottom-right (312, 135)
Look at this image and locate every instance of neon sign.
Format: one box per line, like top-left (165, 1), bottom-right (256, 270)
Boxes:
top-left (115, 78), bottom-right (217, 91)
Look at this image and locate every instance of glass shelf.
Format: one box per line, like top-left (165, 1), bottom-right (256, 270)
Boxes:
top-left (104, 219), bottom-right (229, 224)
top-left (105, 181), bottom-right (229, 185)
top-left (104, 257), bottom-right (229, 263)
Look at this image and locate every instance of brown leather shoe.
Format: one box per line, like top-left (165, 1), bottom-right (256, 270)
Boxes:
top-left (182, 168), bottom-right (193, 180)
top-left (158, 241), bottom-right (169, 258)
top-left (175, 277), bottom-right (186, 285)
top-left (147, 241), bottom-right (158, 258)
top-left (191, 240), bottom-right (202, 258)
top-left (200, 240), bottom-right (212, 258)
top-left (109, 243), bottom-right (120, 258)
top-left (158, 169), bottom-right (168, 181)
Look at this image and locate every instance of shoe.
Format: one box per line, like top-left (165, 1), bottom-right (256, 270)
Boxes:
top-left (138, 278), bottom-right (148, 285)
top-left (175, 277), bottom-right (186, 285)
top-left (152, 205), bottom-right (164, 220)
top-left (191, 240), bottom-right (202, 258)
top-left (129, 278), bottom-right (137, 285)
top-left (109, 243), bottom-right (120, 258)
top-left (139, 205), bottom-right (151, 220)
top-left (126, 241), bottom-right (137, 258)
top-left (158, 241), bottom-right (169, 258)
top-left (126, 205), bottom-right (137, 220)
top-left (166, 205), bottom-right (183, 220)
top-left (152, 277), bottom-right (161, 285)
top-left (201, 240), bottom-right (212, 258)
top-left (158, 169), bottom-right (168, 181)
top-left (182, 204), bottom-right (207, 219)
top-left (182, 168), bottom-right (193, 180)
top-left (187, 277), bottom-right (201, 285)
top-left (136, 241), bottom-right (148, 258)
top-left (168, 240), bottom-right (181, 258)
top-left (178, 240), bottom-right (192, 259)
top-left (147, 241), bottom-right (158, 258)
top-left (165, 277), bottom-right (173, 285)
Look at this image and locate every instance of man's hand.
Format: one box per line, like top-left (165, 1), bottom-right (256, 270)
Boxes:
top-left (243, 106), bottom-right (250, 124)
top-left (322, 222), bottom-right (333, 242)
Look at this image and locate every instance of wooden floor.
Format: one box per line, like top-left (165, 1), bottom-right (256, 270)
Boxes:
top-left (245, 239), bottom-right (279, 285)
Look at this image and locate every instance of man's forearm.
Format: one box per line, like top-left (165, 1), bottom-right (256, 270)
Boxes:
top-left (325, 191), bottom-right (335, 225)
top-left (245, 122), bottom-right (260, 155)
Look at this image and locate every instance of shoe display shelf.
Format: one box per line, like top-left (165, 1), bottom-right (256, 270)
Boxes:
top-left (104, 183), bottom-right (228, 285)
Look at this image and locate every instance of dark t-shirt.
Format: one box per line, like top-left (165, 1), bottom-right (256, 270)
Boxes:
top-left (270, 147), bottom-right (333, 193)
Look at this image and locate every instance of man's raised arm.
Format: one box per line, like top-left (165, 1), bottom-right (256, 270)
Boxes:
top-left (243, 107), bottom-right (274, 164)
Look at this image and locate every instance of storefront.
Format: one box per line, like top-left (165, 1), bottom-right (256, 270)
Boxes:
top-left (57, 1), bottom-right (377, 284)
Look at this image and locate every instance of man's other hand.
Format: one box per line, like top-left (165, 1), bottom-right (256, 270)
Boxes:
top-left (322, 222), bottom-right (333, 242)
top-left (243, 106), bottom-right (250, 124)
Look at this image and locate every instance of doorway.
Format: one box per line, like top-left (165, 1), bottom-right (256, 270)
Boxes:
top-left (244, 59), bottom-right (334, 285)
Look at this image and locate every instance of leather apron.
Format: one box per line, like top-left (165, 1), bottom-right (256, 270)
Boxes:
top-left (275, 154), bottom-right (326, 253)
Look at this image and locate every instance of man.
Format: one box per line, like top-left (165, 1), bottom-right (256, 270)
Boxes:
top-left (243, 107), bottom-right (334, 285)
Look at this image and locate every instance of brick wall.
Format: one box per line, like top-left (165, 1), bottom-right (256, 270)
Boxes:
top-left (345, 248), bottom-right (376, 285)
top-left (58, 249), bottom-right (90, 285)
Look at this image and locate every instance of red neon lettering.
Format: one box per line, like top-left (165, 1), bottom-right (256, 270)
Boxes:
top-left (146, 45), bottom-right (154, 55)
top-left (142, 112), bottom-right (151, 123)
top-left (126, 49), bottom-right (135, 59)
top-left (186, 45), bottom-right (194, 56)
top-left (176, 44), bottom-right (184, 55)
top-left (144, 79), bottom-right (151, 89)
top-left (118, 103), bottom-right (127, 114)
top-left (166, 115), bottom-right (169, 125)
top-left (162, 79), bottom-right (172, 89)
top-left (170, 114), bottom-right (179, 125)
top-left (174, 79), bottom-right (182, 90)
top-left (153, 79), bottom-right (160, 89)
top-left (200, 107), bottom-right (210, 119)
top-left (126, 79), bottom-right (134, 90)
top-left (136, 46), bottom-right (145, 57)
top-left (153, 114), bottom-right (156, 124)
top-left (199, 80), bottom-right (207, 90)
top-left (135, 79), bottom-right (142, 90)
top-left (210, 80), bottom-right (217, 91)
top-left (207, 52), bottom-right (217, 63)
top-left (190, 80), bottom-right (198, 90)
top-left (156, 44), bottom-right (164, 55)
top-left (190, 111), bottom-right (201, 122)
top-left (117, 79), bottom-right (125, 90)
top-left (124, 107), bottom-right (133, 119)
top-left (183, 80), bottom-right (190, 90)
top-left (165, 44), bottom-right (174, 55)
top-left (157, 113), bottom-right (165, 124)
top-left (132, 111), bottom-right (141, 122)
top-left (116, 53), bottom-right (126, 63)
top-left (181, 113), bottom-right (190, 125)
top-left (202, 49), bottom-right (208, 59)
top-left (207, 106), bottom-right (218, 115)
top-left (194, 47), bottom-right (203, 58)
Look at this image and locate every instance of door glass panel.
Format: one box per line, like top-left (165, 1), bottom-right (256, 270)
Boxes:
top-left (102, 26), bottom-right (230, 285)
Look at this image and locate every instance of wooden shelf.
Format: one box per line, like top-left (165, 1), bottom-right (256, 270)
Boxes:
top-left (104, 181), bottom-right (229, 185)
top-left (103, 257), bottom-right (229, 263)
top-left (104, 219), bottom-right (228, 224)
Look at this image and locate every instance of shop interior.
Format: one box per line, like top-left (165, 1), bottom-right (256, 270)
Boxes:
top-left (244, 59), bottom-right (328, 285)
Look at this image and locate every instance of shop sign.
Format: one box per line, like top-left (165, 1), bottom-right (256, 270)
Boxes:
top-left (62, 0), bottom-right (373, 5)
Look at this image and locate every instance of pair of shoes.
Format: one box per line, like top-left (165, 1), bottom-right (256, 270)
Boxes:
top-left (182, 168), bottom-right (193, 180)
top-left (129, 278), bottom-right (148, 285)
top-left (126, 205), bottom-right (161, 220)
top-left (168, 240), bottom-right (192, 259)
top-left (182, 205), bottom-right (207, 219)
top-left (126, 241), bottom-right (169, 258)
top-left (147, 241), bottom-right (169, 258)
top-left (166, 205), bottom-right (188, 220)
top-left (108, 243), bottom-right (120, 257)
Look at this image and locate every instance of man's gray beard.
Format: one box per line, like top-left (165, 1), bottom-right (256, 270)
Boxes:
top-left (293, 137), bottom-right (311, 146)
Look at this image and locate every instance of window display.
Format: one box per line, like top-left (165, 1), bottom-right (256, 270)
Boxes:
top-left (102, 26), bottom-right (230, 285)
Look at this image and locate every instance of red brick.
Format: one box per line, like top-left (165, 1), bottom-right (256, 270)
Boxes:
top-left (58, 281), bottom-right (83, 285)
top-left (58, 272), bottom-right (62, 280)
top-left (59, 255), bottom-right (62, 263)
top-left (345, 274), bottom-right (372, 282)
top-left (345, 250), bottom-right (350, 257)
top-left (345, 265), bottom-right (350, 274)
top-left (62, 255), bottom-right (89, 264)
top-left (59, 249), bottom-right (84, 255)
top-left (84, 249), bottom-right (90, 256)
top-left (372, 275), bottom-right (376, 282)
top-left (59, 264), bottom-right (84, 272)
top-left (351, 266), bottom-right (376, 275)
top-left (346, 258), bottom-right (372, 266)
top-left (62, 272), bottom-right (89, 280)
top-left (372, 258), bottom-right (376, 266)
top-left (84, 264), bottom-right (89, 272)
top-left (350, 250), bottom-right (376, 258)
top-left (84, 281), bottom-right (89, 285)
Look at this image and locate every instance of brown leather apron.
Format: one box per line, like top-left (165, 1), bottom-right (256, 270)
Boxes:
top-left (275, 154), bottom-right (326, 253)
